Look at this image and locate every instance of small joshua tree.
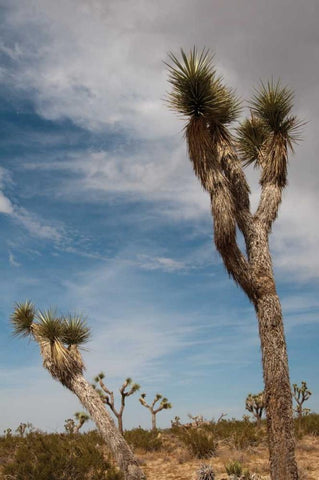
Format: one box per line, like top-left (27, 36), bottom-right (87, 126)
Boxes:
top-left (139, 393), bottom-right (172, 430)
top-left (65, 411), bottom-right (90, 433)
top-left (15, 422), bottom-right (34, 437)
top-left (74, 411), bottom-right (90, 433)
top-left (245, 392), bottom-right (265, 426)
top-left (93, 373), bottom-right (140, 434)
top-left (10, 300), bottom-right (145, 480)
top-left (292, 381), bottom-right (312, 419)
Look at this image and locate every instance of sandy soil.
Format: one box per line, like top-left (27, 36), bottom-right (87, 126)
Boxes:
top-left (137, 435), bottom-right (319, 480)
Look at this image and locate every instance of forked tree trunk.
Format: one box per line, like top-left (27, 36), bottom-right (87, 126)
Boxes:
top-left (67, 374), bottom-right (145, 480)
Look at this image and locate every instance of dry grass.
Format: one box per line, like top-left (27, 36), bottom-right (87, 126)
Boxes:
top-left (136, 433), bottom-right (319, 480)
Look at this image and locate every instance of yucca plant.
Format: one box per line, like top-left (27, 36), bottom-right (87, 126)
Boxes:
top-left (166, 48), bottom-right (302, 480)
top-left (10, 301), bottom-right (145, 480)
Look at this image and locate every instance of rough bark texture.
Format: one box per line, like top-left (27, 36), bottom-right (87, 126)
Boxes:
top-left (256, 294), bottom-right (298, 479)
top-left (151, 412), bottom-right (156, 431)
top-left (185, 118), bottom-right (299, 479)
top-left (68, 375), bottom-right (145, 480)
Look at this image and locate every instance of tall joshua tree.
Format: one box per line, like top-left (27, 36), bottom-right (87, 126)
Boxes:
top-left (139, 393), bottom-right (172, 430)
top-left (10, 301), bottom-right (145, 480)
top-left (245, 392), bottom-right (265, 427)
top-left (166, 48), bottom-right (302, 480)
top-left (93, 372), bottom-right (140, 434)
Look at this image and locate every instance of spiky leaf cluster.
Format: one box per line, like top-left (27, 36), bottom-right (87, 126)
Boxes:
top-left (11, 301), bottom-right (35, 338)
top-left (166, 48), bottom-right (240, 124)
top-left (250, 81), bottom-right (301, 141)
top-left (62, 315), bottom-right (90, 346)
top-left (236, 116), bottom-right (268, 167)
top-left (36, 310), bottom-right (64, 343)
top-left (160, 397), bottom-right (172, 410)
top-left (237, 81), bottom-right (302, 186)
top-left (74, 411), bottom-right (90, 422)
top-left (197, 464), bottom-right (215, 480)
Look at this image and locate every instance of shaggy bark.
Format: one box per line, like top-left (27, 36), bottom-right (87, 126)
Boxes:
top-left (186, 123), bottom-right (298, 480)
top-left (167, 51), bottom-right (300, 479)
top-left (255, 294), bottom-right (297, 479)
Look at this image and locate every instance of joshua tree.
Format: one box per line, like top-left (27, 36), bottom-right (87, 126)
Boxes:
top-left (166, 48), bottom-right (302, 479)
top-left (139, 393), bottom-right (172, 430)
top-left (11, 301), bottom-right (145, 480)
top-left (93, 372), bottom-right (140, 434)
top-left (292, 381), bottom-right (312, 419)
top-left (65, 411), bottom-right (90, 433)
top-left (245, 392), bottom-right (265, 427)
top-left (74, 411), bottom-right (90, 433)
top-left (15, 422), bottom-right (34, 437)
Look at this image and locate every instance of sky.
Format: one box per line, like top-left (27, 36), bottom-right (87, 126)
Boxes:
top-left (1, 0), bottom-right (318, 433)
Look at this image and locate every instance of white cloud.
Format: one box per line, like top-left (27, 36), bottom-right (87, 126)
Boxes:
top-left (9, 251), bottom-right (20, 267)
top-left (0, 191), bottom-right (14, 214)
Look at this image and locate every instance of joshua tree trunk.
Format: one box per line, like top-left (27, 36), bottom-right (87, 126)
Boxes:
top-left (256, 295), bottom-right (296, 478)
top-left (117, 414), bottom-right (124, 435)
top-left (67, 374), bottom-right (143, 480)
top-left (151, 412), bottom-right (156, 431)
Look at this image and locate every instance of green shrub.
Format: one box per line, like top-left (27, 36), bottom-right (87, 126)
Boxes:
top-left (174, 427), bottom-right (217, 459)
top-left (297, 413), bottom-right (319, 436)
top-left (124, 427), bottom-right (162, 452)
top-left (225, 460), bottom-right (243, 475)
top-left (1, 430), bottom-right (122, 480)
top-left (212, 417), bottom-right (264, 449)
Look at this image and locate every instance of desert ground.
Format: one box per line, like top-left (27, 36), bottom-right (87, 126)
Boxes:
top-left (137, 433), bottom-right (319, 480)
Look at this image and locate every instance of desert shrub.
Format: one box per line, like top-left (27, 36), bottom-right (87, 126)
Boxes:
top-left (174, 427), bottom-right (217, 458)
top-left (212, 418), bottom-right (264, 449)
top-left (225, 460), bottom-right (243, 476)
top-left (197, 463), bottom-right (216, 480)
top-left (124, 427), bottom-right (162, 452)
top-left (1, 430), bottom-right (122, 480)
top-left (297, 413), bottom-right (319, 436)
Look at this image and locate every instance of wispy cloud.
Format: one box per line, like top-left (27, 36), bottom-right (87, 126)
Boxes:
top-left (9, 251), bottom-right (20, 267)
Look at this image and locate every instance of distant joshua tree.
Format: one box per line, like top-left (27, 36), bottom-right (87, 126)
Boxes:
top-left (292, 381), bottom-right (312, 419)
top-left (10, 301), bottom-right (145, 480)
top-left (93, 373), bottom-right (140, 434)
top-left (64, 412), bottom-right (90, 434)
top-left (15, 422), bottom-right (34, 437)
top-left (245, 392), bottom-right (265, 426)
top-left (139, 393), bottom-right (172, 430)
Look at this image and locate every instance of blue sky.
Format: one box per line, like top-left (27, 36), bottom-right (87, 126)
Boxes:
top-left (1, 0), bottom-right (319, 433)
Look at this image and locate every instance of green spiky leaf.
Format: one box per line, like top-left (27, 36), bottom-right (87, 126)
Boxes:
top-left (250, 80), bottom-right (302, 142)
top-left (61, 315), bottom-right (90, 346)
top-left (35, 310), bottom-right (63, 342)
top-left (11, 300), bottom-right (35, 338)
top-left (166, 47), bottom-right (241, 124)
top-left (236, 116), bottom-right (268, 167)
